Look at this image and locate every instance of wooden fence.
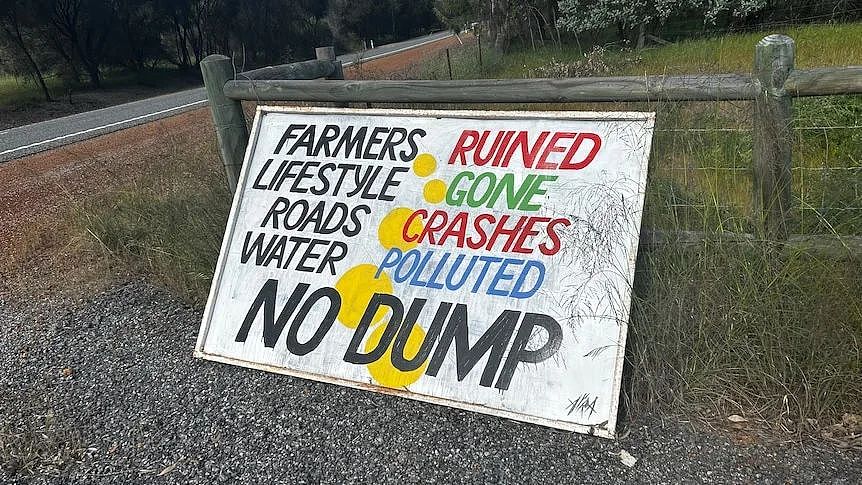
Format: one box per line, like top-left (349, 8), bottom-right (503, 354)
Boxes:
top-left (201, 35), bottom-right (862, 244)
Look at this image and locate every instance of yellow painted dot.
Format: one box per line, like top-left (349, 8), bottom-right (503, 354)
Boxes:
top-left (423, 179), bottom-right (446, 204)
top-left (413, 153), bottom-right (437, 177)
top-left (378, 207), bottom-right (423, 251)
top-left (366, 323), bottom-right (428, 389)
top-left (334, 264), bottom-right (393, 328)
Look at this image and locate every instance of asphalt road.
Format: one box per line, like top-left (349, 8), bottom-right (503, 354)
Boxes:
top-left (0, 31), bottom-right (454, 163)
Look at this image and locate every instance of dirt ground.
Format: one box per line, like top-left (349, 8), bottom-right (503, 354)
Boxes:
top-left (345, 34), bottom-right (470, 79)
top-left (0, 34), bottom-right (464, 299)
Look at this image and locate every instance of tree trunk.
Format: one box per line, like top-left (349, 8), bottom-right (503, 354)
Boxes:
top-left (2, 22), bottom-right (52, 101)
top-left (72, 35), bottom-right (101, 87)
top-left (49, 36), bottom-right (81, 84)
top-left (18, 37), bottom-right (52, 101)
top-left (636, 23), bottom-right (646, 50)
top-left (490, 0), bottom-right (507, 52)
top-left (82, 61), bottom-right (101, 87)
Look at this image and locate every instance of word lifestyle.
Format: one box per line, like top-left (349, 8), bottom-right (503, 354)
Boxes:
top-left (197, 108), bottom-right (655, 436)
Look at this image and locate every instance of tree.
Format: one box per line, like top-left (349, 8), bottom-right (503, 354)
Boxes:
top-left (557, 0), bottom-right (702, 48)
top-left (436, 0), bottom-right (560, 52)
top-left (557, 0), bottom-right (860, 47)
top-left (39, 0), bottom-right (116, 87)
top-left (109, 0), bottom-right (165, 70)
top-left (0, 0), bottom-right (52, 100)
top-left (435, 0), bottom-right (481, 32)
top-left (328, 0), bottom-right (440, 49)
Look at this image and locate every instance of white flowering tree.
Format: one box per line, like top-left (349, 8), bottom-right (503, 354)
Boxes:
top-left (556, 0), bottom-right (774, 48)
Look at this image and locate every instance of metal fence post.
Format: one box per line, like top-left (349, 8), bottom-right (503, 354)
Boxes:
top-left (201, 54), bottom-right (249, 193)
top-left (753, 35), bottom-right (794, 240)
top-left (446, 48), bottom-right (453, 79)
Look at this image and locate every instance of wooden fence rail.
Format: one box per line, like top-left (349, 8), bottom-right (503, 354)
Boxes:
top-left (200, 52), bottom-right (343, 191)
top-left (202, 35), bottom-right (862, 242)
top-left (221, 67), bottom-right (862, 103)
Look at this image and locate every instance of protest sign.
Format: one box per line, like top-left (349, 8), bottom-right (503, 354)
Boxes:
top-left (196, 107), bottom-right (654, 438)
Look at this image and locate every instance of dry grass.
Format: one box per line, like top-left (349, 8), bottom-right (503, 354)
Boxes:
top-left (74, 139), bottom-right (230, 305)
top-left (1, 398), bottom-right (84, 478)
top-left (626, 239), bottom-right (861, 432)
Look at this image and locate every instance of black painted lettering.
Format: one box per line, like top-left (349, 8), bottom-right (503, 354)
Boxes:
top-left (392, 301), bottom-right (452, 372)
top-left (274, 124), bottom-right (306, 154)
top-left (235, 280), bottom-right (309, 347)
top-left (343, 293), bottom-right (403, 364)
top-left (495, 313), bottom-right (563, 390)
top-left (286, 287), bottom-right (341, 355)
top-left (379, 167), bottom-right (409, 201)
top-left (425, 305), bottom-right (519, 387)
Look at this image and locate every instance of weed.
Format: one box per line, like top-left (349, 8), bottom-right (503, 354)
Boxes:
top-left (627, 234), bottom-right (861, 431)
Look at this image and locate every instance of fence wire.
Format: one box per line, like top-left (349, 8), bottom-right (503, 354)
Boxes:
top-left (625, 97), bottom-right (861, 237)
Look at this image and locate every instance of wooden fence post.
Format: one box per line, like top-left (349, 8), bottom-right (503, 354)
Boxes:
top-left (315, 46), bottom-right (344, 79)
top-left (316, 46), bottom-right (348, 109)
top-left (753, 35), bottom-right (794, 240)
top-left (201, 54), bottom-right (248, 193)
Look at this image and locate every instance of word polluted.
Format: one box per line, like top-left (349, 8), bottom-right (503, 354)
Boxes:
top-left (235, 279), bottom-right (563, 390)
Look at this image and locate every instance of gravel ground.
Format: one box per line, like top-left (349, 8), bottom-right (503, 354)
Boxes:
top-left (2, 280), bottom-right (860, 484)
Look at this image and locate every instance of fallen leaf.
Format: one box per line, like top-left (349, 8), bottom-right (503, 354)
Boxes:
top-left (157, 456), bottom-right (184, 477)
top-left (610, 449), bottom-right (638, 468)
top-left (822, 414), bottom-right (862, 450)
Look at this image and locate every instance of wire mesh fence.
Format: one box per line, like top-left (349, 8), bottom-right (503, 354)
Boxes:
top-left (643, 97), bottom-right (861, 237)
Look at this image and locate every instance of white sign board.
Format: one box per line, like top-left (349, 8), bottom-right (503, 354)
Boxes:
top-left (196, 107), bottom-right (654, 438)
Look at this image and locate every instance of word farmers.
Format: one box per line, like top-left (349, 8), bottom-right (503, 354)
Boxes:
top-left (274, 123), bottom-right (426, 162)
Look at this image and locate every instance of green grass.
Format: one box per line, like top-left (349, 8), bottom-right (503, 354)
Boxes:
top-left (436, 22), bottom-right (862, 79)
top-left (0, 74), bottom-right (66, 106)
top-left (0, 67), bottom-right (199, 108)
top-left (73, 24), bottom-right (862, 433)
top-left (629, 242), bottom-right (861, 426)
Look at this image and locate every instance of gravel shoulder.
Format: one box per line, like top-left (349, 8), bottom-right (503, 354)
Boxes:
top-left (2, 280), bottom-right (859, 484)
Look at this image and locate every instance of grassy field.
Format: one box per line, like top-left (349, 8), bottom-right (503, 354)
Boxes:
top-left (74, 23), bottom-right (861, 435)
top-left (431, 23), bottom-right (862, 79)
top-left (0, 67), bottom-right (199, 108)
top-left (0, 75), bottom-right (64, 106)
